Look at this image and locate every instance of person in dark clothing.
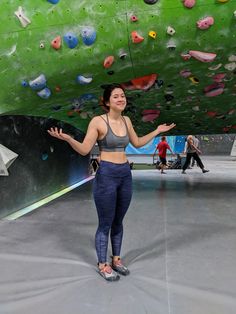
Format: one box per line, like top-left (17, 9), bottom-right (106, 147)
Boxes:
top-left (182, 135), bottom-right (209, 174)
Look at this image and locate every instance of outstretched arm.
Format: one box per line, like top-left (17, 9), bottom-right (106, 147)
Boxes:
top-left (125, 117), bottom-right (176, 148)
top-left (47, 117), bottom-right (99, 156)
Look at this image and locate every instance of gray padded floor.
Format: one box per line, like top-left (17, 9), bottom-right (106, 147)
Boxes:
top-left (0, 156), bottom-right (236, 314)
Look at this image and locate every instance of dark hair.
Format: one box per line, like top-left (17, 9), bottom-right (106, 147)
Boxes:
top-left (102, 83), bottom-right (125, 110)
top-left (161, 136), bottom-right (166, 141)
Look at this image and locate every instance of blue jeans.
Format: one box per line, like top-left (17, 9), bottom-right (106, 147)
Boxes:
top-left (93, 161), bottom-right (132, 263)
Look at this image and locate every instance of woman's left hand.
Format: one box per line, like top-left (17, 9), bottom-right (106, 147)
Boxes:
top-left (156, 123), bottom-right (176, 134)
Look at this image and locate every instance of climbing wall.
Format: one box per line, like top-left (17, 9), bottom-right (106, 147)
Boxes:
top-left (0, 0), bottom-right (235, 135)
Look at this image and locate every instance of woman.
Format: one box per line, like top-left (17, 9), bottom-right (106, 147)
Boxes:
top-left (48, 84), bottom-right (176, 281)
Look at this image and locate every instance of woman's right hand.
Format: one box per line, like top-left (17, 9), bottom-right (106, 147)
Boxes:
top-left (47, 127), bottom-right (72, 142)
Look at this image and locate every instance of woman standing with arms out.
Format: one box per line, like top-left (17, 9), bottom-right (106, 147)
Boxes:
top-left (48, 84), bottom-right (176, 281)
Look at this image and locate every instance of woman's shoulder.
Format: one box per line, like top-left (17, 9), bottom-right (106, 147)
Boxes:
top-left (91, 114), bottom-right (106, 122)
top-left (123, 115), bottom-right (131, 122)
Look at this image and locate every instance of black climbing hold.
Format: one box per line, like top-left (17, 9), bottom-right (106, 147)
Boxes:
top-left (144, 0), bottom-right (158, 4)
top-left (164, 94), bottom-right (174, 102)
top-left (107, 71), bottom-right (114, 75)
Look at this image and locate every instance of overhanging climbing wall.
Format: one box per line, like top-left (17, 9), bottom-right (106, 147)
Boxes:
top-left (0, 0), bottom-right (235, 135)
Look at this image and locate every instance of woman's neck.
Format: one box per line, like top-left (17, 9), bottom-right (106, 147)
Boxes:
top-left (107, 110), bottom-right (122, 121)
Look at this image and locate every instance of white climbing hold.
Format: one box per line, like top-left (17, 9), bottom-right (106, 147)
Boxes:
top-left (14, 6), bottom-right (31, 28)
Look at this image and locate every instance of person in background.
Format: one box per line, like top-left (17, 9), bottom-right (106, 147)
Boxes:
top-left (154, 136), bottom-right (175, 174)
top-left (48, 83), bottom-right (176, 282)
top-left (182, 135), bottom-right (209, 174)
top-left (191, 135), bottom-right (200, 167)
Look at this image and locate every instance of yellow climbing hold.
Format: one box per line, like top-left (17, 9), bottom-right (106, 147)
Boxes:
top-left (148, 31), bottom-right (157, 39)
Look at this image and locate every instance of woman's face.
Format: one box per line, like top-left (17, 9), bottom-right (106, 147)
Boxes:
top-left (108, 88), bottom-right (127, 112)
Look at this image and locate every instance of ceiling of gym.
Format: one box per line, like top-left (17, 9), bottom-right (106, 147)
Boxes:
top-left (0, 0), bottom-right (235, 135)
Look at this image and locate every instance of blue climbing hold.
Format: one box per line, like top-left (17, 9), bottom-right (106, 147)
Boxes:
top-left (41, 152), bottom-right (49, 161)
top-left (29, 74), bottom-right (46, 91)
top-left (81, 27), bottom-right (97, 46)
top-left (47, 0), bottom-right (60, 4)
top-left (63, 32), bottom-right (79, 49)
top-left (37, 87), bottom-right (51, 99)
top-left (79, 93), bottom-right (97, 102)
top-left (21, 80), bottom-right (28, 87)
top-left (77, 75), bottom-right (93, 85)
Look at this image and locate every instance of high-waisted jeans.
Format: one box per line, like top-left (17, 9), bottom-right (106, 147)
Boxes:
top-left (93, 160), bottom-right (132, 263)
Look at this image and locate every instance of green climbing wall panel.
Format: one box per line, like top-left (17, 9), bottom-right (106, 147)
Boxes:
top-left (0, 0), bottom-right (235, 135)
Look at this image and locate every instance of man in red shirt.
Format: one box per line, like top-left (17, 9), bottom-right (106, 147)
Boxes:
top-left (154, 136), bottom-right (174, 174)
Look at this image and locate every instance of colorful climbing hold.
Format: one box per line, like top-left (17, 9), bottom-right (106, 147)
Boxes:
top-left (144, 0), bottom-right (159, 4)
top-left (180, 69), bottom-right (192, 78)
top-left (63, 32), bottom-right (79, 49)
top-left (196, 17), bottom-right (214, 30)
top-left (189, 76), bottom-right (199, 84)
top-left (81, 27), bottom-right (97, 46)
top-left (182, 0), bottom-right (196, 9)
top-left (208, 64), bottom-right (222, 70)
top-left (77, 75), bottom-right (93, 85)
top-left (41, 152), bottom-right (48, 161)
top-left (29, 74), bottom-right (46, 91)
top-left (206, 111), bottom-right (217, 117)
top-left (37, 87), bottom-right (51, 99)
top-left (131, 31), bottom-right (144, 44)
top-left (47, 0), bottom-right (60, 4)
top-left (21, 80), bottom-right (28, 87)
top-left (55, 86), bottom-right (61, 92)
top-left (119, 50), bottom-right (128, 60)
top-left (130, 15), bottom-right (138, 22)
top-left (14, 6), bottom-right (31, 28)
top-left (130, 74), bottom-right (157, 90)
top-left (167, 39), bottom-right (176, 50)
top-left (224, 62), bottom-right (236, 71)
top-left (51, 36), bottom-right (61, 50)
top-left (167, 26), bottom-right (176, 36)
top-left (149, 31), bottom-right (157, 39)
top-left (39, 41), bottom-right (45, 49)
top-left (204, 83), bottom-right (225, 97)
top-left (103, 56), bottom-right (115, 68)
top-left (142, 109), bottom-right (160, 122)
top-left (212, 73), bottom-right (226, 82)
top-left (188, 50), bottom-right (217, 62)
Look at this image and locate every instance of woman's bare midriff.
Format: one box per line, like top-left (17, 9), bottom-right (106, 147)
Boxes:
top-left (100, 151), bottom-right (128, 164)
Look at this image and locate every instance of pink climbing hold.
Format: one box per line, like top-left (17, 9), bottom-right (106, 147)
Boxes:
top-left (206, 111), bottom-right (217, 117)
top-left (142, 109), bottom-right (160, 122)
top-left (212, 73), bottom-right (226, 82)
top-left (181, 53), bottom-right (191, 61)
top-left (189, 50), bottom-right (216, 62)
top-left (204, 82), bottom-right (225, 97)
top-left (197, 16), bottom-right (214, 30)
top-left (130, 15), bottom-right (138, 22)
top-left (51, 36), bottom-right (61, 50)
top-left (131, 31), bottom-right (144, 44)
top-left (103, 56), bottom-right (115, 68)
top-left (183, 0), bottom-right (196, 8)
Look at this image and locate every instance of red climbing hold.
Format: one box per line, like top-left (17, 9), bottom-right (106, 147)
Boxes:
top-left (103, 56), bottom-right (115, 68)
top-left (51, 36), bottom-right (61, 50)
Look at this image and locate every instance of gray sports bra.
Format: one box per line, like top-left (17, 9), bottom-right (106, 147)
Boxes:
top-left (97, 114), bottom-right (130, 152)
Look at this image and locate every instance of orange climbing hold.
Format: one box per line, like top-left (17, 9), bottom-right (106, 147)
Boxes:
top-left (131, 74), bottom-right (157, 90)
top-left (103, 56), bottom-right (115, 68)
top-left (131, 31), bottom-right (144, 44)
top-left (51, 36), bottom-right (61, 50)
